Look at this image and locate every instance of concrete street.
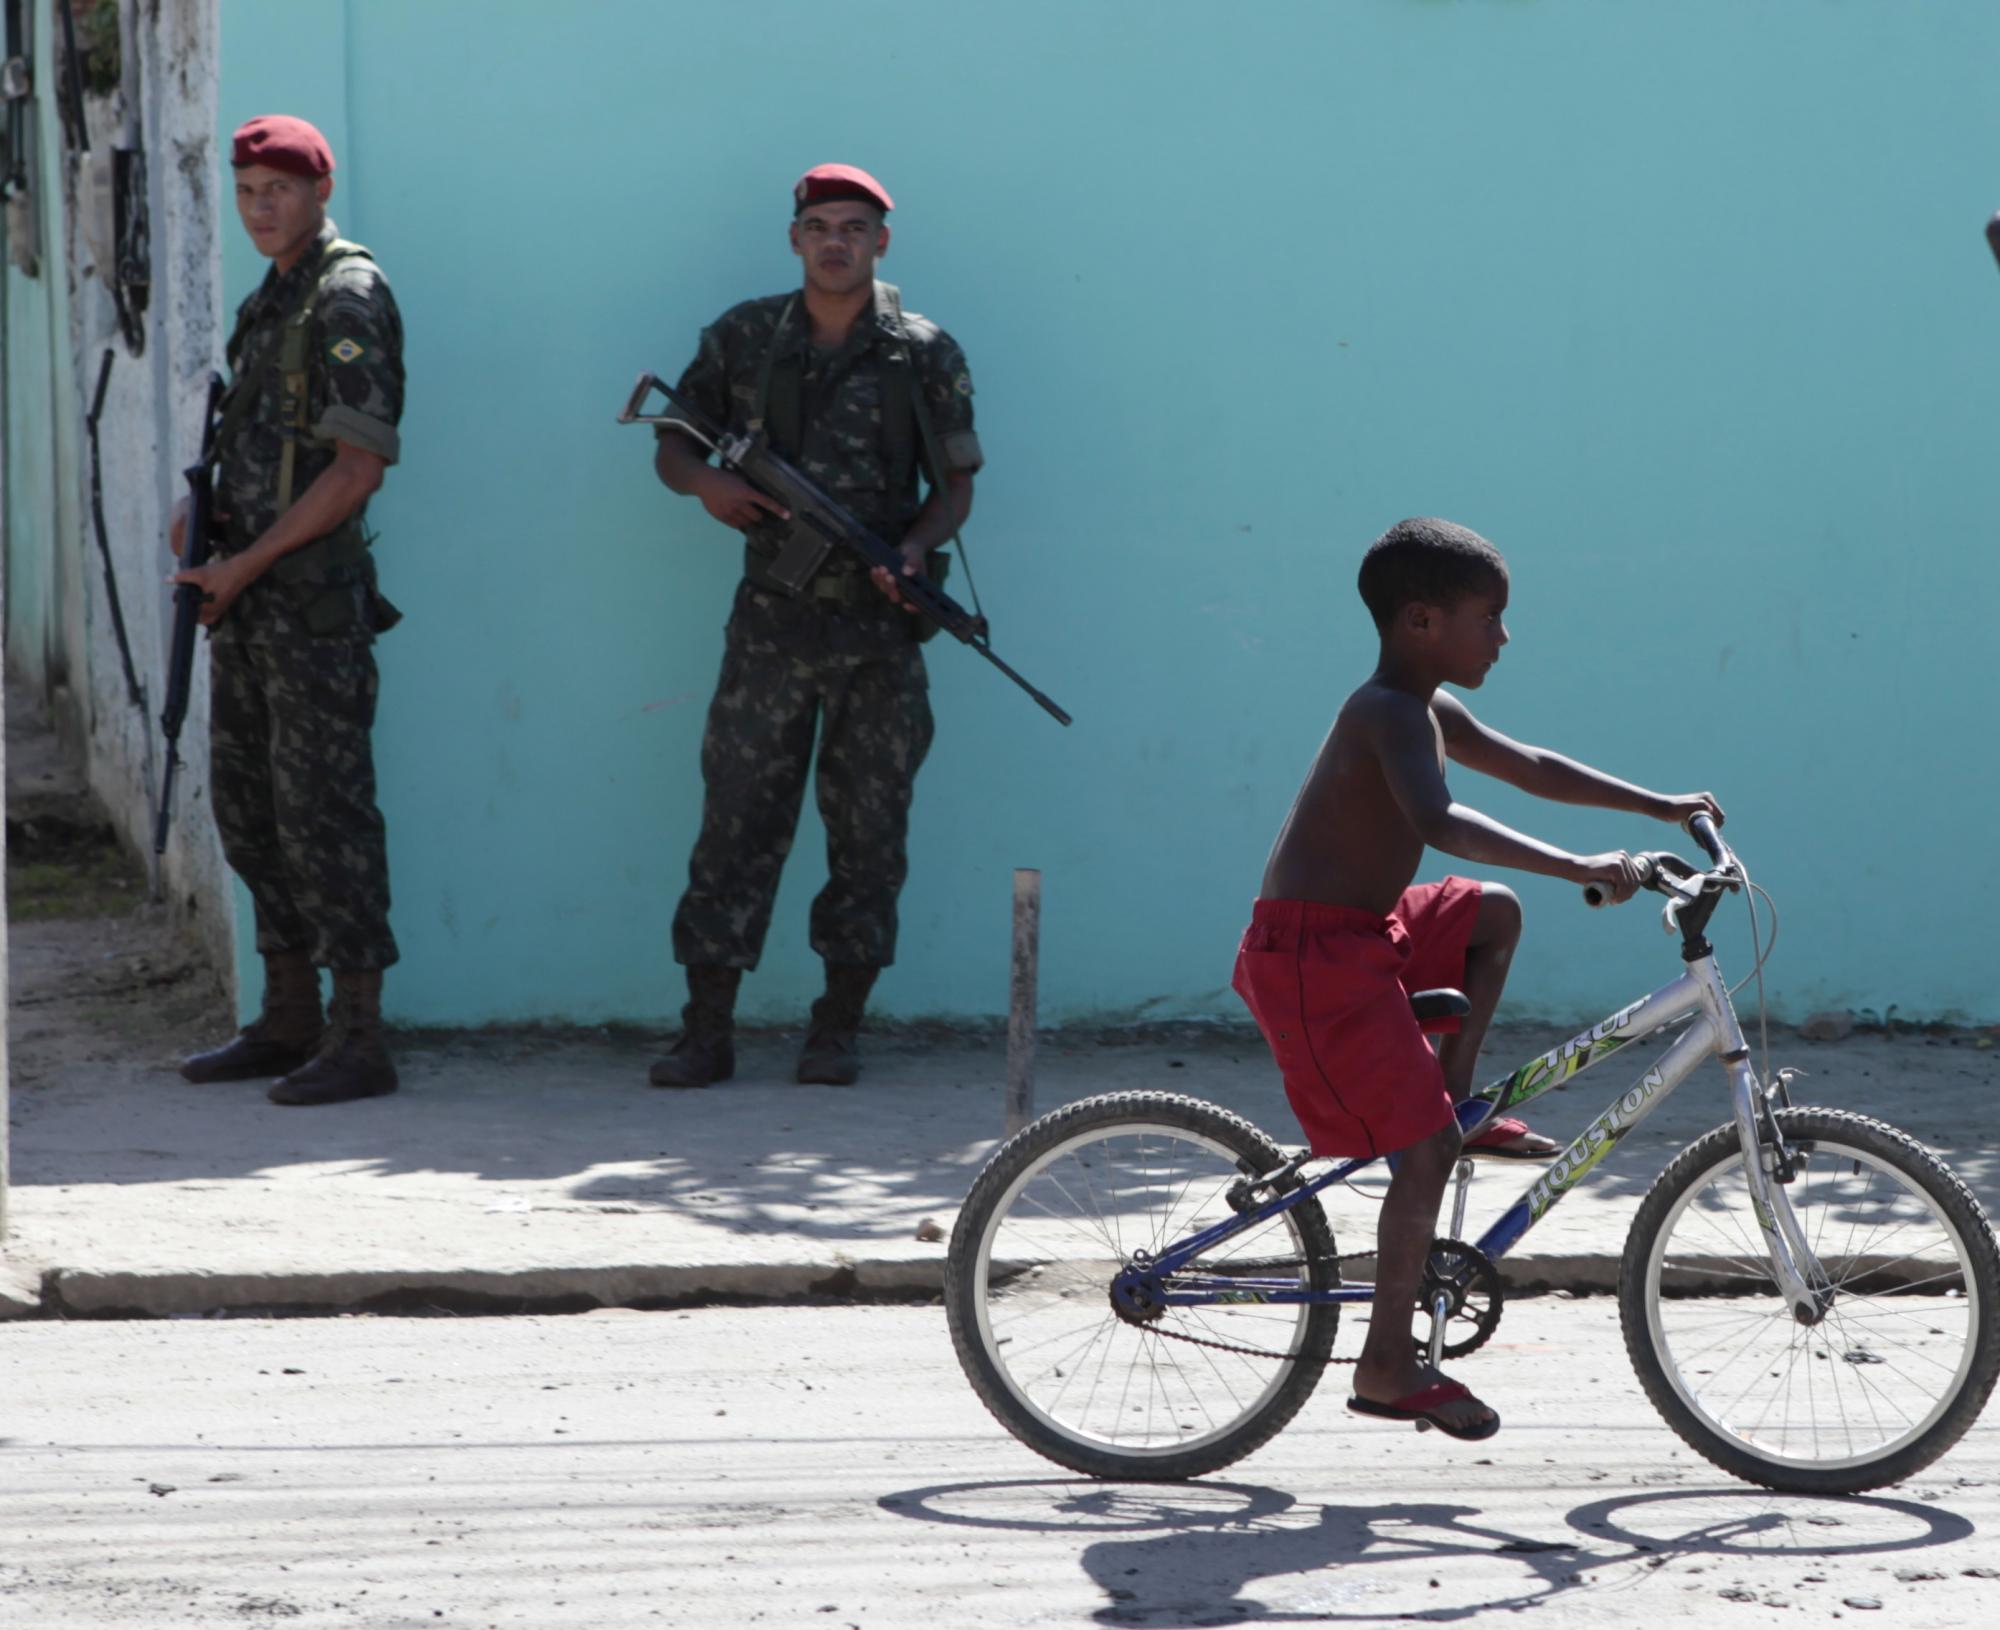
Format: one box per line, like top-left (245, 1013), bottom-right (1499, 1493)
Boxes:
top-left (3, 1303), bottom-right (1997, 1628)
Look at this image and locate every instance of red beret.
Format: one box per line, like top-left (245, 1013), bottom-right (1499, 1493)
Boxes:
top-left (231, 115), bottom-right (334, 179)
top-left (793, 163), bottom-right (892, 215)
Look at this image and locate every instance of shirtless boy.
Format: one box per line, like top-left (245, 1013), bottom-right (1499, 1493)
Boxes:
top-left (1233, 517), bottom-right (1722, 1440)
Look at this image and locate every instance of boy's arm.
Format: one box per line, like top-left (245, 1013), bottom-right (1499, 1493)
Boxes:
top-left (1367, 691), bottom-right (1646, 900)
top-left (1433, 691), bottom-right (1722, 827)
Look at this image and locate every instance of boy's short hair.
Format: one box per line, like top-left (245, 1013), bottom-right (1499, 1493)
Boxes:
top-left (1357, 517), bottom-right (1508, 632)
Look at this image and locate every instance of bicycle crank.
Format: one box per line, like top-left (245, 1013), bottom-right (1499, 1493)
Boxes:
top-left (1417, 1237), bottom-right (1504, 1363)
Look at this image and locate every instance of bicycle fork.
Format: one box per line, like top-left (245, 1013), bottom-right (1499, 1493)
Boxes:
top-left (1697, 957), bottom-right (1829, 1325)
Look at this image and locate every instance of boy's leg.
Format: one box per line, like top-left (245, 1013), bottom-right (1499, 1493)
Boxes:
top-left (1442, 883), bottom-right (1557, 1159)
top-left (1351, 1119), bottom-right (1497, 1435)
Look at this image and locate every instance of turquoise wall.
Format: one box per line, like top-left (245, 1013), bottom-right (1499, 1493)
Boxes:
top-left (3, 3), bottom-right (81, 692)
top-left (217, 0), bottom-right (2000, 1026)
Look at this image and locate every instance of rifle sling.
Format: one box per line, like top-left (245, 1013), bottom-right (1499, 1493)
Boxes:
top-left (879, 282), bottom-right (980, 626)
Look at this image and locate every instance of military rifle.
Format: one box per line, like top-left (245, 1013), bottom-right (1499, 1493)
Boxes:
top-left (154, 372), bottom-right (226, 854)
top-left (619, 372), bottom-right (1071, 727)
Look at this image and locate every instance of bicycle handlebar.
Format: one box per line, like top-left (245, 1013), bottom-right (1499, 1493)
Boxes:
top-left (1581, 814), bottom-right (1739, 910)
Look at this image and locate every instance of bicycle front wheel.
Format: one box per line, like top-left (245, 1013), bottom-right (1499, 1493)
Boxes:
top-left (1621, 1107), bottom-right (2000, 1494)
top-left (944, 1092), bottom-right (1340, 1480)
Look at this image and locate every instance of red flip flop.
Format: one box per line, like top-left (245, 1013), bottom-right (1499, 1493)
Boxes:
top-left (1347, 1379), bottom-right (1501, 1441)
top-left (1463, 1114), bottom-right (1559, 1161)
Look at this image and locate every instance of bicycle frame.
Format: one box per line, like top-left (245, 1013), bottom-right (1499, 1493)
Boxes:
top-left (1120, 945), bottom-right (1824, 1322)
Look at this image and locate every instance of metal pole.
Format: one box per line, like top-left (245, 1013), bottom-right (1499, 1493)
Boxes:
top-left (1006, 868), bottom-right (1041, 1136)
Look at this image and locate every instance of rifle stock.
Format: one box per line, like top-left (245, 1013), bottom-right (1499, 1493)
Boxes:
top-left (154, 372), bottom-right (226, 854)
top-left (620, 373), bottom-right (1071, 726)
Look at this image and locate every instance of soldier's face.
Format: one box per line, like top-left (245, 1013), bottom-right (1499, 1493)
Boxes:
top-left (234, 165), bottom-right (331, 267)
top-left (790, 201), bottom-right (888, 297)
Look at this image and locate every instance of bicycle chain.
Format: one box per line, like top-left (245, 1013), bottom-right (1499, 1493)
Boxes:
top-left (1136, 1240), bottom-right (1498, 1368)
top-left (1136, 1248), bottom-right (1379, 1367)
top-left (1141, 1323), bottom-right (1358, 1366)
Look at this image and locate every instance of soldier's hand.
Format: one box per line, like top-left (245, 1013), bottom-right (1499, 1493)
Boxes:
top-left (167, 556), bottom-right (250, 627)
top-left (872, 540), bottom-right (928, 611)
top-left (695, 469), bottom-right (789, 531)
top-left (168, 496), bottom-right (190, 559)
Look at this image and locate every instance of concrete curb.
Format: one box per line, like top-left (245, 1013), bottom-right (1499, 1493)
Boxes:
top-left (0, 1258), bottom-right (45, 1320)
top-left (30, 1257), bottom-right (954, 1319)
top-left (0, 1251), bottom-right (1652, 1320)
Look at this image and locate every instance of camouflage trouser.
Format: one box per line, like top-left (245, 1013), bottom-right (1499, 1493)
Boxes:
top-left (208, 635), bottom-right (399, 971)
top-left (672, 590), bottom-right (934, 970)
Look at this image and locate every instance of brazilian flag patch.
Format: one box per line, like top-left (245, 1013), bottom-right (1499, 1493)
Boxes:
top-left (329, 337), bottom-right (366, 364)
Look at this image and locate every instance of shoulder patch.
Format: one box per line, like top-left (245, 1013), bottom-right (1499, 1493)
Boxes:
top-left (329, 337), bottom-right (366, 364)
top-left (954, 371), bottom-right (973, 396)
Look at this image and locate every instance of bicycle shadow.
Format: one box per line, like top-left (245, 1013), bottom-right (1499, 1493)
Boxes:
top-left (1567, 1484), bottom-right (1975, 1559)
top-left (877, 1477), bottom-right (1972, 1626)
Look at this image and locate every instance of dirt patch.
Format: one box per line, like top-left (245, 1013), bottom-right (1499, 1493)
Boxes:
top-left (7, 805), bottom-right (149, 921)
top-left (6, 682), bottom-right (231, 1086)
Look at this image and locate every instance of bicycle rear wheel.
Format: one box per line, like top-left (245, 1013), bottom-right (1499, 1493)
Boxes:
top-left (1621, 1107), bottom-right (2000, 1494)
top-left (944, 1092), bottom-right (1340, 1480)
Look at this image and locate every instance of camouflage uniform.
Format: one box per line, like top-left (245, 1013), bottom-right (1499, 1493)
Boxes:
top-left (209, 221), bottom-right (403, 972)
top-left (664, 283), bottom-right (981, 970)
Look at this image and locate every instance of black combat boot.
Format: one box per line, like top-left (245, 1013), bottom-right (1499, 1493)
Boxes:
top-left (648, 965), bottom-right (741, 1088)
top-left (181, 952), bottom-right (324, 1082)
top-left (796, 963), bottom-right (881, 1086)
top-left (268, 969), bottom-right (399, 1105)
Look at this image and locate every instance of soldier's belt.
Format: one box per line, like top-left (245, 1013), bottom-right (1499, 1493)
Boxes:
top-left (810, 573), bottom-right (870, 605)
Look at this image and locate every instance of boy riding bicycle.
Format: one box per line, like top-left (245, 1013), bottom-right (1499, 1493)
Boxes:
top-left (1233, 518), bottom-right (1722, 1440)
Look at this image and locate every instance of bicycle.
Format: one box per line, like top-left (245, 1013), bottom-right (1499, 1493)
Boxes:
top-left (944, 816), bottom-right (2000, 1494)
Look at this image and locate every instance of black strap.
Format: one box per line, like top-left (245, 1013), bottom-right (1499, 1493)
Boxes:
top-left (878, 283), bottom-right (982, 620)
top-left (748, 294), bottom-right (800, 453)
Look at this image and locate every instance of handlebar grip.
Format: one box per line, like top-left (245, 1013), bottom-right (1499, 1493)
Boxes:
top-left (1582, 853), bottom-right (1658, 908)
top-left (1688, 812), bottom-right (1727, 866)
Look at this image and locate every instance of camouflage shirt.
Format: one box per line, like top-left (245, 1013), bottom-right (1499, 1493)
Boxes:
top-left (214, 221), bottom-right (403, 639)
top-left (664, 281), bottom-right (980, 552)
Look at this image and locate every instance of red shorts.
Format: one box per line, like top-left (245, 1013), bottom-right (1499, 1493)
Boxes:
top-left (1231, 878), bottom-right (1482, 1159)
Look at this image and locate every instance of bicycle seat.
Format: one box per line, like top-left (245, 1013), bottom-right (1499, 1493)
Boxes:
top-left (1409, 987), bottom-right (1471, 1029)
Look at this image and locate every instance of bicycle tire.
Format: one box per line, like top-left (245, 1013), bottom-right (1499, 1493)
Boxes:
top-left (944, 1091), bottom-right (1340, 1480)
top-left (1620, 1107), bottom-right (2000, 1494)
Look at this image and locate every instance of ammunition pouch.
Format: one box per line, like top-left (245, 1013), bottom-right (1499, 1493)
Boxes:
top-left (269, 519), bottom-right (400, 637)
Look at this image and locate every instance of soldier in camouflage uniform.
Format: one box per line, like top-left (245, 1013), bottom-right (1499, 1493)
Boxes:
top-left (650, 163), bottom-right (982, 1087)
top-left (170, 115), bottom-right (405, 1107)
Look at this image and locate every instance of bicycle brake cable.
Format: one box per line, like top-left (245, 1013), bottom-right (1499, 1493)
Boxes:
top-left (1731, 863), bottom-right (1780, 1090)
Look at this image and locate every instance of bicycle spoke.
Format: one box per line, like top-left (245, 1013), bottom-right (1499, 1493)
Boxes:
top-left (1633, 1119), bottom-right (1991, 1485)
top-left (964, 1110), bottom-right (1327, 1465)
